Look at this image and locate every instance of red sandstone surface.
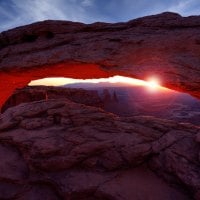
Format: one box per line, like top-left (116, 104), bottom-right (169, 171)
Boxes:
top-left (0, 12), bottom-right (200, 109)
top-left (0, 98), bottom-right (199, 199)
top-left (1, 86), bottom-right (103, 112)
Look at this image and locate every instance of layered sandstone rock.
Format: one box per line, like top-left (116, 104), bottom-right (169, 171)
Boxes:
top-left (0, 12), bottom-right (200, 200)
top-left (1, 86), bottom-right (102, 112)
top-left (0, 12), bottom-right (200, 108)
top-left (0, 98), bottom-right (199, 199)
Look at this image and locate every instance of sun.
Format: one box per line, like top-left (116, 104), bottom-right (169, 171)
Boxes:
top-left (146, 78), bottom-right (160, 90)
top-left (29, 75), bottom-right (163, 91)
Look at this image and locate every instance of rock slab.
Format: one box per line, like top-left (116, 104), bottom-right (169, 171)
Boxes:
top-left (0, 98), bottom-right (199, 199)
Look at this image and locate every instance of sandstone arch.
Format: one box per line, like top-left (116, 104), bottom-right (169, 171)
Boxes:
top-left (0, 12), bottom-right (200, 108)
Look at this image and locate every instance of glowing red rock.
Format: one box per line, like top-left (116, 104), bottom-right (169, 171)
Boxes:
top-left (0, 12), bottom-right (200, 108)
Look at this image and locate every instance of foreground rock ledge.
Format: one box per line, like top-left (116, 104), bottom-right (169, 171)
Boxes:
top-left (0, 12), bottom-right (200, 108)
top-left (0, 99), bottom-right (199, 199)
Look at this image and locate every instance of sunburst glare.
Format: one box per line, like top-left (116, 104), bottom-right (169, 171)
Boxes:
top-left (29, 75), bottom-right (165, 91)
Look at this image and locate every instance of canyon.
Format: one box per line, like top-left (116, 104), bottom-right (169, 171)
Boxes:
top-left (0, 12), bottom-right (200, 200)
top-left (3, 85), bottom-right (200, 126)
top-left (1, 86), bottom-right (103, 113)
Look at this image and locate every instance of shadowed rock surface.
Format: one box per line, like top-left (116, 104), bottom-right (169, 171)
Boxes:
top-left (0, 98), bottom-right (199, 199)
top-left (1, 12), bottom-right (200, 200)
top-left (0, 12), bottom-right (200, 108)
top-left (2, 86), bottom-right (102, 113)
top-left (4, 85), bottom-right (200, 126)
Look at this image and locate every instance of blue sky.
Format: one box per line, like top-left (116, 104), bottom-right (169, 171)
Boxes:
top-left (0, 0), bottom-right (200, 32)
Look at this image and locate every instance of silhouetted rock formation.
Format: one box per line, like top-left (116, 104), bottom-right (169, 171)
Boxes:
top-left (102, 90), bottom-right (119, 103)
top-left (97, 86), bottom-right (200, 125)
top-left (112, 91), bottom-right (119, 103)
top-left (0, 12), bottom-right (200, 108)
top-left (102, 89), bottom-right (112, 102)
top-left (2, 86), bottom-right (103, 113)
top-left (0, 99), bottom-right (199, 199)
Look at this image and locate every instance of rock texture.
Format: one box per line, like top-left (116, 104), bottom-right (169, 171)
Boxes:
top-left (0, 12), bottom-right (200, 108)
top-left (0, 98), bottom-right (200, 199)
top-left (2, 86), bottom-right (102, 113)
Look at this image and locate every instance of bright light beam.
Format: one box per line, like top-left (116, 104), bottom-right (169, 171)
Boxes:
top-left (29, 75), bottom-right (165, 91)
top-left (145, 78), bottom-right (161, 91)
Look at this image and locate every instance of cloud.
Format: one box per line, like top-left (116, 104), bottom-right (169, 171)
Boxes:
top-left (81, 0), bottom-right (93, 7)
top-left (0, 0), bottom-right (200, 32)
top-left (0, 0), bottom-right (95, 31)
top-left (167, 0), bottom-right (200, 16)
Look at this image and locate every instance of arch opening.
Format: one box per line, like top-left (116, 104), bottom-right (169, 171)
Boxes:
top-left (0, 60), bottom-right (199, 114)
top-left (3, 76), bottom-right (200, 126)
top-left (28, 75), bottom-right (164, 91)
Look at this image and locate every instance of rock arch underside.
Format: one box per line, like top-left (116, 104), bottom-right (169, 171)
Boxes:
top-left (0, 12), bottom-right (200, 200)
top-left (1, 12), bottom-right (200, 107)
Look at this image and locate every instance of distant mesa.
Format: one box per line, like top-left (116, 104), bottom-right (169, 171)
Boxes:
top-left (1, 86), bottom-right (103, 113)
top-left (3, 84), bottom-right (200, 126)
